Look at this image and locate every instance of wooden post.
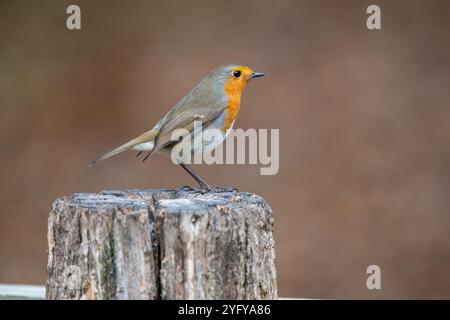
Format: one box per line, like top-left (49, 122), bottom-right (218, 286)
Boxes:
top-left (46, 188), bottom-right (277, 300)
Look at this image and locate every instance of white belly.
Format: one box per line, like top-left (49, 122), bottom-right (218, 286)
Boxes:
top-left (132, 116), bottom-right (234, 163)
top-left (171, 119), bottom-right (234, 163)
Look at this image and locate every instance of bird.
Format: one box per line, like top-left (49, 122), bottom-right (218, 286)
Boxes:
top-left (89, 64), bottom-right (265, 191)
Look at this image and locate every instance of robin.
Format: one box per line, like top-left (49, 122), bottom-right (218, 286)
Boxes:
top-left (90, 64), bottom-right (265, 190)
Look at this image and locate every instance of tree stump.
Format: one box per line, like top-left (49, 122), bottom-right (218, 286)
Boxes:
top-left (46, 188), bottom-right (277, 300)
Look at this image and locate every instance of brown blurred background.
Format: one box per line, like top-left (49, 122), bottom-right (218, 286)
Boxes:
top-left (1, 0), bottom-right (450, 299)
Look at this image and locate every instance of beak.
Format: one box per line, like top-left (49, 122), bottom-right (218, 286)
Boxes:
top-left (250, 72), bottom-right (265, 78)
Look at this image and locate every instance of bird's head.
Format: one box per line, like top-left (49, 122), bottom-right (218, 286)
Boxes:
top-left (211, 64), bottom-right (265, 96)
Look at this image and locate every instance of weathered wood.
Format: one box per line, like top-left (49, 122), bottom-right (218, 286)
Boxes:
top-left (46, 188), bottom-right (277, 300)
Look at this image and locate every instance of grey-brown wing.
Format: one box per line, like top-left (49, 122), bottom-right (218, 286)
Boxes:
top-left (152, 107), bottom-right (225, 153)
top-left (150, 73), bottom-right (227, 154)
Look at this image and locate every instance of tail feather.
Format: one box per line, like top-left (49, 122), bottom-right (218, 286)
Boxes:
top-left (89, 128), bottom-right (158, 167)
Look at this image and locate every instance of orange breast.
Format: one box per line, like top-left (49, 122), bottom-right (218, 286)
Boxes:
top-left (223, 79), bottom-right (245, 131)
top-left (223, 96), bottom-right (240, 131)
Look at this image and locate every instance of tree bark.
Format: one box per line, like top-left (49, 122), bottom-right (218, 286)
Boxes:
top-left (46, 188), bottom-right (277, 300)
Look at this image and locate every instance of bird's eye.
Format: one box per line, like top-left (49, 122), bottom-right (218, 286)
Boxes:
top-left (233, 70), bottom-right (241, 78)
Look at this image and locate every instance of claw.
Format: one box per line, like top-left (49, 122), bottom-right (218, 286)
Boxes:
top-left (198, 188), bottom-right (211, 194)
top-left (198, 183), bottom-right (212, 193)
top-left (180, 185), bottom-right (195, 191)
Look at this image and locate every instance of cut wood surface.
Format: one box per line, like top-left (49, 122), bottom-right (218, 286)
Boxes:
top-left (46, 187), bottom-right (277, 300)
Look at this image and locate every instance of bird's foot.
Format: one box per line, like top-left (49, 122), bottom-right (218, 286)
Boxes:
top-left (179, 184), bottom-right (211, 194)
top-left (180, 185), bottom-right (196, 192)
top-left (213, 186), bottom-right (239, 193)
top-left (198, 182), bottom-right (212, 194)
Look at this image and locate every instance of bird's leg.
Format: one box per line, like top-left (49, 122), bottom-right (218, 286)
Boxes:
top-left (142, 152), bottom-right (152, 162)
top-left (180, 163), bottom-right (212, 191)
